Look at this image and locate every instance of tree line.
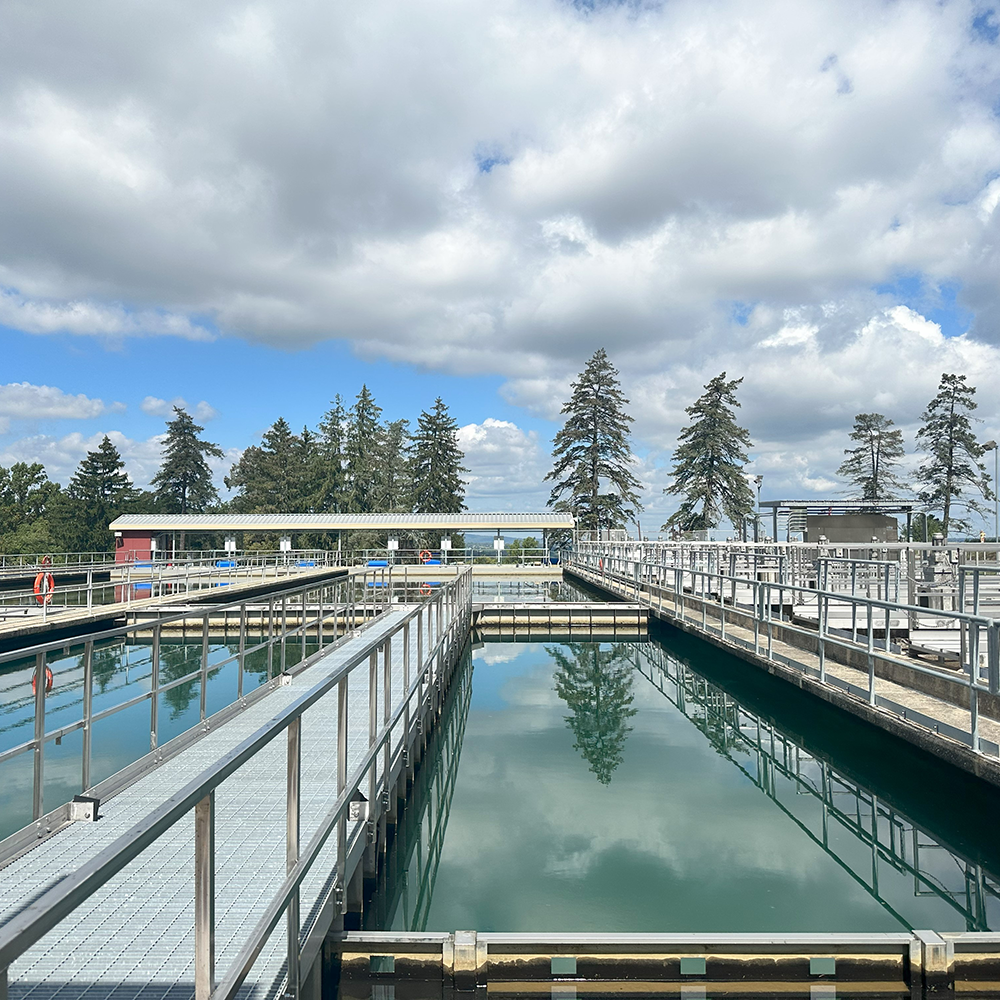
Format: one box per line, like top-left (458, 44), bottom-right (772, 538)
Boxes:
top-left (546, 351), bottom-right (995, 539)
top-left (0, 388), bottom-right (467, 552)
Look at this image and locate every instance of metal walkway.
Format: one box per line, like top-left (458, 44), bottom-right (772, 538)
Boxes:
top-left (0, 570), bottom-right (472, 999)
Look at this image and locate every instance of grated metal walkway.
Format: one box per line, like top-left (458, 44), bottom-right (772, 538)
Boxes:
top-left (0, 606), bottom-right (419, 999)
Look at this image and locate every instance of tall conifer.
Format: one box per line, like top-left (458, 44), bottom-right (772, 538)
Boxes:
top-left (151, 407), bottom-right (224, 514)
top-left (664, 373), bottom-right (754, 535)
top-left (344, 386), bottom-right (383, 513)
top-left (916, 373), bottom-right (993, 536)
top-left (546, 349), bottom-right (642, 535)
top-left (410, 399), bottom-right (466, 512)
top-left (837, 413), bottom-right (906, 503)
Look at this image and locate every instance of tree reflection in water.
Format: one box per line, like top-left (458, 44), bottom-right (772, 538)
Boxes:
top-left (550, 642), bottom-right (637, 785)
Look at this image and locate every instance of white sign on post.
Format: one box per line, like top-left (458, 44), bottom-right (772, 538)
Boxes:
top-left (440, 538), bottom-right (452, 550)
top-left (387, 538), bottom-right (399, 551)
top-left (279, 535), bottom-right (292, 553)
top-left (224, 535), bottom-right (237, 554)
top-left (493, 537), bottom-right (505, 551)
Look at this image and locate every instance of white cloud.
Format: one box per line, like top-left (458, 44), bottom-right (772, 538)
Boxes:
top-left (0, 0), bottom-right (996, 372)
top-left (0, 381), bottom-right (122, 420)
top-left (141, 396), bottom-right (219, 421)
top-left (458, 418), bottom-right (549, 508)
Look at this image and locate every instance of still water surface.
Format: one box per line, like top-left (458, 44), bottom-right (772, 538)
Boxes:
top-left (371, 631), bottom-right (1000, 933)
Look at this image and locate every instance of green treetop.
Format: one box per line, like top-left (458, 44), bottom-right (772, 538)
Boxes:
top-left (56, 436), bottom-right (139, 550)
top-left (344, 386), bottom-right (384, 513)
top-left (837, 412), bottom-right (907, 503)
top-left (545, 349), bottom-right (643, 535)
top-left (225, 418), bottom-right (311, 513)
top-left (916, 373), bottom-right (993, 536)
top-left (151, 407), bottom-right (224, 514)
top-left (664, 372), bottom-right (754, 535)
top-left (410, 398), bottom-right (467, 513)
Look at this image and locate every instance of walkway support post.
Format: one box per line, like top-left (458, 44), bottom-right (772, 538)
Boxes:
top-left (286, 716), bottom-right (301, 997)
top-left (194, 791), bottom-right (215, 1000)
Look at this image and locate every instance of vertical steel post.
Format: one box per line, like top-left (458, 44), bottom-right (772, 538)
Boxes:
top-left (301, 589), bottom-right (308, 662)
top-left (267, 596), bottom-right (275, 680)
top-left (194, 791), bottom-right (215, 1000)
top-left (336, 675), bottom-right (348, 907)
top-left (403, 618), bottom-right (411, 743)
top-left (150, 623), bottom-right (160, 751)
top-left (280, 596), bottom-right (288, 674)
top-left (369, 649), bottom-right (378, 809)
top-left (238, 603), bottom-right (246, 700)
top-left (200, 614), bottom-right (210, 722)
top-left (82, 639), bottom-right (94, 791)
top-left (286, 716), bottom-right (301, 997)
top-left (32, 650), bottom-right (46, 820)
top-left (383, 638), bottom-right (392, 811)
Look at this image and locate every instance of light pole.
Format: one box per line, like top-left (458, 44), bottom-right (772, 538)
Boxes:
top-left (984, 440), bottom-right (999, 543)
top-left (754, 475), bottom-right (764, 542)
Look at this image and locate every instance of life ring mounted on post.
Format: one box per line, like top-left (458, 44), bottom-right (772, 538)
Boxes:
top-left (418, 582), bottom-right (432, 597)
top-left (32, 666), bottom-right (54, 694)
top-left (34, 572), bottom-right (55, 605)
top-left (418, 549), bottom-right (432, 563)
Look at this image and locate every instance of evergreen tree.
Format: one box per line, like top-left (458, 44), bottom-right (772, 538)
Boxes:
top-left (916, 373), bottom-right (993, 536)
top-left (378, 418), bottom-right (412, 512)
top-left (150, 407), bottom-right (224, 514)
top-left (837, 413), bottom-right (906, 503)
top-left (344, 386), bottom-right (384, 513)
top-left (550, 642), bottom-right (637, 785)
top-left (664, 372), bottom-right (754, 536)
top-left (315, 395), bottom-right (348, 512)
top-left (53, 436), bottom-right (138, 550)
top-left (410, 399), bottom-right (466, 512)
top-left (545, 350), bottom-right (642, 535)
top-left (225, 418), bottom-right (309, 514)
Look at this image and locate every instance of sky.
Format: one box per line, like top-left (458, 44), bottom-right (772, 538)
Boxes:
top-left (1, 0), bottom-right (1000, 528)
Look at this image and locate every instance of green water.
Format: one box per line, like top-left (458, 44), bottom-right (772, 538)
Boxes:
top-left (373, 630), bottom-right (1000, 934)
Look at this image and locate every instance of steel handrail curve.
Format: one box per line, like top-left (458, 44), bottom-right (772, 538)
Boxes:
top-left (0, 569), bottom-right (472, 981)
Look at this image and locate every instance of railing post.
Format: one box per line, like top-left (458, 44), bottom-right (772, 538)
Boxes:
top-left (194, 791), bottom-right (215, 1000)
top-left (200, 614), bottom-right (210, 722)
top-left (286, 715), bottom-right (301, 997)
top-left (301, 589), bottom-right (308, 662)
top-left (281, 596), bottom-right (288, 674)
top-left (82, 639), bottom-right (94, 791)
top-left (336, 675), bottom-right (348, 909)
top-left (32, 650), bottom-right (46, 820)
top-left (237, 603), bottom-right (246, 700)
top-left (150, 623), bottom-right (160, 751)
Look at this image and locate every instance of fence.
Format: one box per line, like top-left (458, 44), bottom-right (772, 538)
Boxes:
top-left (0, 566), bottom-right (473, 999)
top-left (568, 540), bottom-right (1000, 759)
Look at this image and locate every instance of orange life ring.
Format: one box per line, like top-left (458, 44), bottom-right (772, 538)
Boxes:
top-left (34, 572), bottom-right (55, 604)
top-left (32, 667), bottom-right (54, 695)
top-left (419, 550), bottom-right (432, 563)
top-left (419, 582), bottom-right (432, 596)
top-left (40, 555), bottom-right (52, 567)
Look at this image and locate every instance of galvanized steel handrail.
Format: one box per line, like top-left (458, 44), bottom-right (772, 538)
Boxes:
top-left (0, 567), bottom-right (473, 1000)
top-left (569, 541), bottom-right (1000, 756)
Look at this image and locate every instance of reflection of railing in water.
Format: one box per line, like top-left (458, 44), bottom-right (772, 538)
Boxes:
top-left (363, 646), bottom-right (473, 931)
top-left (629, 641), bottom-right (1000, 931)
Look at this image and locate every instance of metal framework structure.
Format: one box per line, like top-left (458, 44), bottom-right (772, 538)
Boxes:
top-left (0, 569), bottom-right (474, 999)
top-left (568, 540), bottom-right (1000, 759)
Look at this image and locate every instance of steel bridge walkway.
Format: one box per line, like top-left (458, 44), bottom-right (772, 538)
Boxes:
top-left (0, 606), bottom-right (418, 999)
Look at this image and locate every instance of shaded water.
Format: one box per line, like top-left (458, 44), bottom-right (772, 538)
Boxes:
top-left (370, 629), bottom-right (1000, 933)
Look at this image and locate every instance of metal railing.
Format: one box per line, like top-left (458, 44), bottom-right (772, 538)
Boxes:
top-left (568, 541), bottom-right (1000, 758)
top-left (0, 567), bottom-right (473, 1000)
top-left (0, 570), bottom-right (395, 845)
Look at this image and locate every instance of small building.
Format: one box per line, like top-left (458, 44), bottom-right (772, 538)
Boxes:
top-left (758, 500), bottom-right (916, 543)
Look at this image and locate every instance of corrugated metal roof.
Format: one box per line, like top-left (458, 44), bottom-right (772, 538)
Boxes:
top-left (109, 512), bottom-right (575, 531)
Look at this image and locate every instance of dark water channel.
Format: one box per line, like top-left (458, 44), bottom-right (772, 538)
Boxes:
top-left (368, 628), bottom-right (1000, 934)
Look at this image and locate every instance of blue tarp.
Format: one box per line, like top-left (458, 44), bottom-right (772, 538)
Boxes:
top-left (215, 560), bottom-right (237, 568)
top-left (367, 559), bottom-right (388, 567)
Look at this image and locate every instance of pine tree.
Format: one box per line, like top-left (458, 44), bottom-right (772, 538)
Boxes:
top-left (837, 413), bottom-right (906, 503)
top-left (225, 418), bottom-right (308, 514)
top-left (916, 373), bottom-right (993, 536)
top-left (664, 372), bottom-right (754, 535)
top-left (378, 418), bottom-right (412, 512)
top-left (315, 395), bottom-right (348, 512)
top-left (550, 642), bottom-right (637, 785)
top-left (54, 436), bottom-right (138, 550)
top-left (151, 407), bottom-right (224, 514)
top-left (344, 386), bottom-right (384, 513)
top-left (410, 399), bottom-right (466, 512)
top-left (545, 350), bottom-right (643, 535)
